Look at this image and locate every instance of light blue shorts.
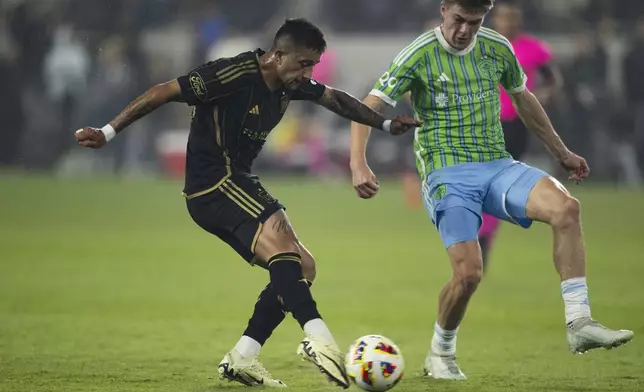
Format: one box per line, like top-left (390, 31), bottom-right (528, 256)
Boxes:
top-left (421, 159), bottom-right (548, 248)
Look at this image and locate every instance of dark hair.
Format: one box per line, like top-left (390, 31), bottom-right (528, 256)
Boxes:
top-left (442, 0), bottom-right (495, 12)
top-left (274, 18), bottom-right (327, 53)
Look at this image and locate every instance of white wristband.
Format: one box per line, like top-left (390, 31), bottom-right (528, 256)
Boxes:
top-left (101, 124), bottom-right (116, 142)
top-left (382, 120), bottom-right (392, 132)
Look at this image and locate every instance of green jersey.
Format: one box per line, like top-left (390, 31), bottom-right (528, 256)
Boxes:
top-left (370, 26), bottom-right (527, 177)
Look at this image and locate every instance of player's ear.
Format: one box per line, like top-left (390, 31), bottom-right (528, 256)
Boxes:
top-left (275, 50), bottom-right (285, 65)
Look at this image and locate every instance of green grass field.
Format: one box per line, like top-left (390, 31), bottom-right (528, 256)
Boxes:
top-left (0, 173), bottom-right (642, 392)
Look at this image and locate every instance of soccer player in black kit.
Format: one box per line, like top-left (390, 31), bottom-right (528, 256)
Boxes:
top-left (75, 19), bottom-right (420, 389)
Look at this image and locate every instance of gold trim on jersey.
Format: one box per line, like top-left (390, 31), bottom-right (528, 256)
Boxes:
top-left (182, 176), bottom-right (229, 200)
top-left (268, 255), bottom-right (302, 267)
top-left (251, 223), bottom-right (263, 254)
top-left (182, 106), bottom-right (231, 200)
top-left (220, 184), bottom-right (260, 217)
top-left (225, 179), bottom-right (264, 211)
top-left (221, 68), bottom-right (258, 84)
top-left (215, 59), bottom-right (255, 77)
top-left (220, 181), bottom-right (263, 217)
top-left (219, 62), bottom-right (257, 80)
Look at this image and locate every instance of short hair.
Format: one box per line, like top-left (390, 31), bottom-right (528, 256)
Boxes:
top-left (442, 0), bottom-right (495, 12)
top-left (274, 18), bottom-right (327, 53)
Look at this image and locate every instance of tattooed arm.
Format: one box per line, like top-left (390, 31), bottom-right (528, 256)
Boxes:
top-left (75, 80), bottom-right (183, 149)
top-left (109, 80), bottom-right (183, 133)
top-left (316, 86), bottom-right (388, 130)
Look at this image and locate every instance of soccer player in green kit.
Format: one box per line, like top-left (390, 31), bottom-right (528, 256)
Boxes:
top-left (350, 0), bottom-right (633, 380)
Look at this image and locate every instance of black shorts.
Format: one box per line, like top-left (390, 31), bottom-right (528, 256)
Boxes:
top-left (186, 173), bottom-right (284, 263)
top-left (502, 118), bottom-right (529, 160)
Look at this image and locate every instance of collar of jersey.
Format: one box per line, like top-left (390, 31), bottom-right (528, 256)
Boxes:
top-left (434, 26), bottom-right (477, 56)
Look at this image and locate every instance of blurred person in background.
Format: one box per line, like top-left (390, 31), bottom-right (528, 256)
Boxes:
top-left (0, 11), bottom-right (23, 166)
top-left (562, 26), bottom-right (611, 177)
top-left (43, 23), bottom-right (90, 166)
top-left (299, 47), bottom-right (339, 177)
top-left (196, 3), bottom-right (227, 63)
top-left (622, 15), bottom-right (644, 184)
top-left (82, 35), bottom-right (137, 175)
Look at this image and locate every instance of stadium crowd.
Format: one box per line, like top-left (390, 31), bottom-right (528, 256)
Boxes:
top-left (1, 0), bottom-right (643, 185)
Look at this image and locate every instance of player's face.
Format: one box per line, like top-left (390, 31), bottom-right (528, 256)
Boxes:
top-left (492, 5), bottom-right (522, 38)
top-left (441, 4), bottom-right (487, 50)
top-left (276, 48), bottom-right (321, 90)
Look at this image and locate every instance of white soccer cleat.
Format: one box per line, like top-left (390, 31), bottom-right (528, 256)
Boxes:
top-left (218, 351), bottom-right (287, 387)
top-left (567, 318), bottom-right (634, 354)
top-left (424, 355), bottom-right (467, 380)
top-left (296, 337), bottom-right (350, 389)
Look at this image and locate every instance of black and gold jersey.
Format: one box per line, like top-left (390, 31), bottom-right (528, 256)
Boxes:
top-left (177, 49), bottom-right (326, 198)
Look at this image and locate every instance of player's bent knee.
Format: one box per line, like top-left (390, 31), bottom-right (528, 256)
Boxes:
top-left (447, 240), bottom-right (483, 293)
top-left (300, 248), bottom-right (316, 283)
top-left (456, 266), bottom-right (483, 293)
top-left (255, 210), bottom-right (301, 262)
top-left (452, 256), bottom-right (483, 293)
top-left (551, 196), bottom-right (581, 229)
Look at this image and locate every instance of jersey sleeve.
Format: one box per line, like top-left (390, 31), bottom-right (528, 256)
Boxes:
top-left (500, 46), bottom-right (528, 95)
top-left (291, 78), bottom-right (327, 101)
top-left (369, 52), bottom-right (420, 107)
top-left (177, 59), bottom-right (255, 105)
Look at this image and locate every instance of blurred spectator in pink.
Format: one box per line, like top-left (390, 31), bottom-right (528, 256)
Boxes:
top-left (306, 48), bottom-right (338, 177)
top-left (312, 50), bottom-right (336, 85)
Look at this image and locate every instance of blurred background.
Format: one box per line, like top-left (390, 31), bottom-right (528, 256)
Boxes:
top-left (1, 0), bottom-right (644, 185)
top-left (1, 2), bottom-right (643, 391)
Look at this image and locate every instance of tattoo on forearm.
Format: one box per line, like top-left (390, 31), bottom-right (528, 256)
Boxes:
top-left (111, 89), bottom-right (162, 132)
top-left (320, 89), bottom-right (385, 129)
top-left (272, 219), bottom-right (293, 235)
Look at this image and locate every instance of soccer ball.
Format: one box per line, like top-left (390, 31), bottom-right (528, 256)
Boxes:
top-left (345, 335), bottom-right (405, 391)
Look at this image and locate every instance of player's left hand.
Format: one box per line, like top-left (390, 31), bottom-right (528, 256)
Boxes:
top-left (389, 115), bottom-right (423, 136)
top-left (75, 127), bottom-right (107, 149)
top-left (560, 151), bottom-right (590, 184)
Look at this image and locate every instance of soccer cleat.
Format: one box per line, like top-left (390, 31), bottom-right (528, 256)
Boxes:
top-left (218, 351), bottom-right (287, 387)
top-left (567, 318), bottom-right (634, 354)
top-left (296, 337), bottom-right (350, 389)
top-left (424, 355), bottom-right (467, 380)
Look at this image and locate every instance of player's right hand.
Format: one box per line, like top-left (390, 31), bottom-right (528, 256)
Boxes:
top-left (351, 163), bottom-right (379, 199)
top-left (75, 127), bottom-right (107, 149)
top-left (389, 115), bottom-right (422, 136)
top-left (559, 150), bottom-right (590, 184)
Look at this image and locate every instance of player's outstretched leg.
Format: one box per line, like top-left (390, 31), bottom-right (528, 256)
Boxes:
top-left (425, 207), bottom-right (483, 381)
top-left (255, 210), bottom-right (348, 388)
top-left (218, 281), bottom-right (288, 387)
top-left (219, 245), bottom-right (317, 388)
top-left (478, 213), bottom-right (500, 271)
top-left (525, 177), bottom-right (634, 354)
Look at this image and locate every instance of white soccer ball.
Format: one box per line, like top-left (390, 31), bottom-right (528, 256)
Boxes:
top-left (345, 335), bottom-right (405, 391)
